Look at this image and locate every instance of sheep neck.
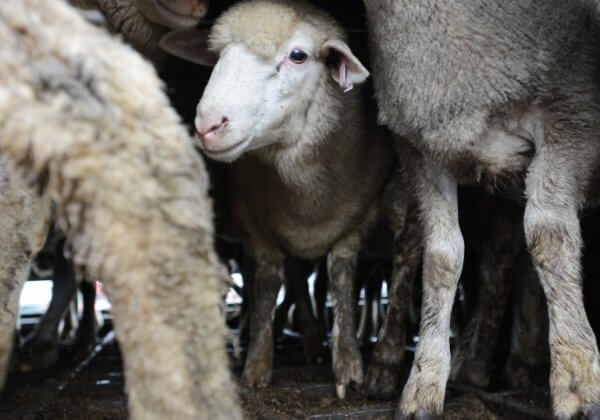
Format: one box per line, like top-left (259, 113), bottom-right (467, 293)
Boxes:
top-left (250, 80), bottom-right (370, 198)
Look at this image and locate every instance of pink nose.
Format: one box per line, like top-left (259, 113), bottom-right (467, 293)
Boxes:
top-left (195, 116), bottom-right (228, 143)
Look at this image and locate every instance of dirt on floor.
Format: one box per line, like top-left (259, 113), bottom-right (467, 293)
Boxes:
top-left (0, 332), bottom-right (551, 419)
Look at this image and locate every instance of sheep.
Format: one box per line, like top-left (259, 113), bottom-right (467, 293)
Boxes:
top-left (160, 0), bottom-right (422, 399)
top-left (14, 0), bottom-right (214, 369)
top-left (73, 0), bottom-right (210, 59)
top-left (17, 0), bottom-right (214, 370)
top-left (364, 0), bottom-right (600, 418)
top-left (0, 0), bottom-right (241, 419)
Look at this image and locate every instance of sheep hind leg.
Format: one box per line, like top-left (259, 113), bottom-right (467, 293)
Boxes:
top-left (366, 204), bottom-right (421, 401)
top-left (525, 208), bottom-right (600, 419)
top-left (328, 235), bottom-right (363, 399)
top-left (523, 146), bottom-right (600, 419)
top-left (397, 164), bottom-right (464, 419)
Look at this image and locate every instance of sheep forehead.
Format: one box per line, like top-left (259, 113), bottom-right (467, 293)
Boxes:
top-left (209, 0), bottom-right (346, 60)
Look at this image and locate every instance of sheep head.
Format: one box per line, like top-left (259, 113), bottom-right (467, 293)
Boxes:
top-left (160, 0), bottom-right (369, 163)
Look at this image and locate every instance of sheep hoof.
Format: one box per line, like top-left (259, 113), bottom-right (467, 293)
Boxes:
top-left (335, 383), bottom-right (346, 399)
top-left (334, 379), bottom-right (361, 399)
top-left (24, 335), bottom-right (60, 370)
top-left (365, 360), bottom-right (400, 401)
top-left (333, 344), bottom-right (364, 399)
top-left (241, 362), bottom-right (272, 389)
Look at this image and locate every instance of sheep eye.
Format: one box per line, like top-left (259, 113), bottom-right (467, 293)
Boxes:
top-left (289, 48), bottom-right (307, 64)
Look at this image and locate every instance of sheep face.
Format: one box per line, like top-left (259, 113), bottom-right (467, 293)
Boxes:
top-left (132, 0), bottom-right (208, 29)
top-left (190, 30), bottom-right (367, 163)
top-left (195, 31), bottom-right (320, 162)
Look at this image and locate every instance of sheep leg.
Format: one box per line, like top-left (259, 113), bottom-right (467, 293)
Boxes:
top-left (242, 255), bottom-right (284, 388)
top-left (366, 204), bottom-right (421, 401)
top-left (71, 280), bottom-right (98, 362)
top-left (285, 259), bottom-right (323, 364)
top-left (450, 197), bottom-right (521, 389)
top-left (328, 235), bottom-right (363, 399)
top-left (25, 240), bottom-right (77, 369)
top-left (502, 251), bottom-right (548, 388)
top-left (397, 163), bottom-right (464, 418)
top-left (523, 149), bottom-right (600, 419)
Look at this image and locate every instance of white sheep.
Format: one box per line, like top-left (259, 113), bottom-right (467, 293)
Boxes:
top-left (364, 1), bottom-right (600, 418)
top-left (161, 0), bottom-right (422, 399)
top-left (0, 0), bottom-right (240, 418)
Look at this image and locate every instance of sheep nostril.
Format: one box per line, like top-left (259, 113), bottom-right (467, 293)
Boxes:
top-left (195, 116), bottom-right (229, 140)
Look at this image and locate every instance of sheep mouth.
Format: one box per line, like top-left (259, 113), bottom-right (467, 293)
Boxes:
top-left (202, 138), bottom-right (251, 162)
top-left (155, 1), bottom-right (204, 28)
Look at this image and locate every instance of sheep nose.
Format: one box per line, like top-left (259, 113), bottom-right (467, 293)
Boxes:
top-left (195, 116), bottom-right (229, 142)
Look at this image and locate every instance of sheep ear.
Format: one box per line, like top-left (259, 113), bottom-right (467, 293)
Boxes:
top-left (318, 39), bottom-right (369, 93)
top-left (159, 29), bottom-right (217, 66)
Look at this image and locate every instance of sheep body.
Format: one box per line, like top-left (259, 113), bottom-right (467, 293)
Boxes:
top-left (0, 1), bottom-right (240, 418)
top-left (364, 0), bottom-right (600, 417)
top-left (168, 0), bottom-right (422, 398)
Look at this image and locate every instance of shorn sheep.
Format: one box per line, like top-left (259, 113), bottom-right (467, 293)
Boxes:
top-left (364, 0), bottom-right (600, 418)
top-left (0, 0), bottom-right (241, 419)
top-left (161, 0), bottom-right (422, 399)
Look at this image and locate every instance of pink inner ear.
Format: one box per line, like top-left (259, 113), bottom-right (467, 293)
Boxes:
top-left (338, 59), bottom-right (353, 93)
